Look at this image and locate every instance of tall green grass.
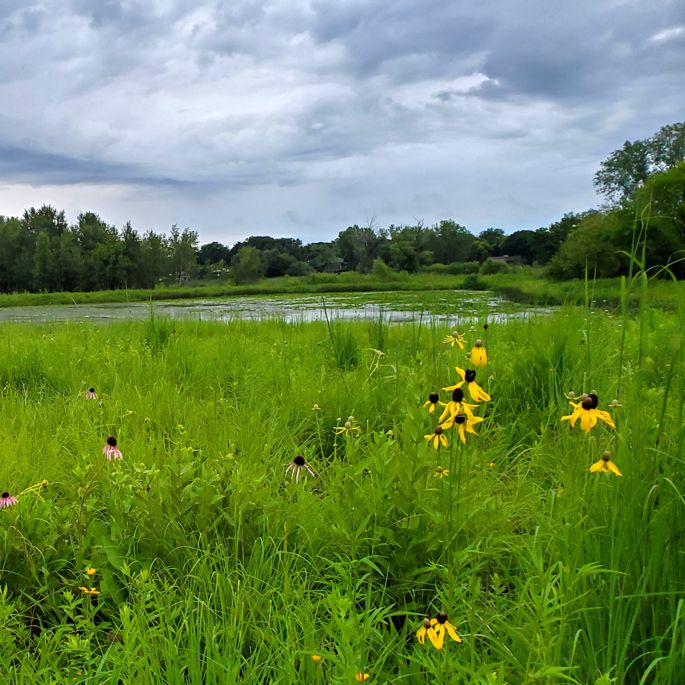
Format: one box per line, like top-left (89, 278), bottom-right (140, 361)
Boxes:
top-left (0, 293), bottom-right (682, 682)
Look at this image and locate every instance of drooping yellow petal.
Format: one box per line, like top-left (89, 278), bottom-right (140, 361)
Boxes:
top-left (468, 381), bottom-right (491, 403)
top-left (607, 461), bottom-right (622, 476)
top-left (589, 459), bottom-right (605, 473)
top-left (439, 404), bottom-right (453, 423)
top-left (579, 409), bottom-right (598, 432)
top-left (416, 626), bottom-right (426, 645)
top-left (433, 624), bottom-right (446, 649)
top-left (595, 409), bottom-right (616, 429)
top-left (444, 621), bottom-right (462, 644)
top-left (457, 423), bottom-right (466, 444)
top-left (426, 626), bottom-right (441, 649)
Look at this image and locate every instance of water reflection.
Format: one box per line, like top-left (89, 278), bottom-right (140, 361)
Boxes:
top-left (0, 291), bottom-right (552, 324)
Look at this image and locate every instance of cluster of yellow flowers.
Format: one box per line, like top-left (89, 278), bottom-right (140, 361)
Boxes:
top-left (423, 331), bottom-right (490, 450)
top-left (560, 392), bottom-right (621, 476)
top-left (79, 567), bottom-right (100, 596)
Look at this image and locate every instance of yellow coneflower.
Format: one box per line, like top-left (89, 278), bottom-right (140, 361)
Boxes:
top-left (416, 617), bottom-right (440, 648)
top-left (424, 426), bottom-right (448, 449)
top-left (444, 368), bottom-right (491, 403)
top-left (443, 331), bottom-right (465, 349)
top-left (422, 392), bottom-right (441, 414)
top-left (438, 387), bottom-right (477, 423)
top-left (561, 393), bottom-right (615, 433)
top-left (85, 568), bottom-right (97, 577)
top-left (311, 655), bottom-right (323, 663)
top-left (334, 416), bottom-right (362, 436)
top-left (589, 451), bottom-right (622, 476)
top-left (441, 412), bottom-right (484, 444)
top-left (417, 612), bottom-right (462, 649)
top-left (434, 466), bottom-right (449, 479)
top-left (79, 586), bottom-right (100, 596)
top-left (354, 674), bottom-right (370, 682)
top-left (470, 339), bottom-right (487, 367)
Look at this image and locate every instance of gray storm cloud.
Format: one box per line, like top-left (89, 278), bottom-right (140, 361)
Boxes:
top-left (0, 0), bottom-right (682, 241)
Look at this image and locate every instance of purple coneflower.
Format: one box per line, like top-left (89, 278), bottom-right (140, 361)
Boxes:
top-left (103, 436), bottom-right (123, 460)
top-left (285, 455), bottom-right (317, 483)
top-left (0, 491), bottom-right (18, 508)
top-left (85, 388), bottom-right (97, 400)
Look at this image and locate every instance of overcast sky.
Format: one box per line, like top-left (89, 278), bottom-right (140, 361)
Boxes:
top-left (0, 0), bottom-right (683, 244)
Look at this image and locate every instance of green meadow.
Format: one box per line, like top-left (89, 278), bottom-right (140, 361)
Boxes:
top-left (0, 283), bottom-right (683, 683)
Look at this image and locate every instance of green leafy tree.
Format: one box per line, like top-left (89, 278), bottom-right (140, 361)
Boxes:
top-left (594, 122), bottom-right (685, 203)
top-left (32, 231), bottom-right (52, 291)
top-left (478, 228), bottom-right (505, 256)
top-left (0, 216), bottom-right (23, 292)
top-left (336, 225), bottom-right (379, 272)
top-left (120, 222), bottom-right (142, 288)
top-left (426, 220), bottom-right (477, 264)
top-left (305, 242), bottom-right (341, 272)
top-left (22, 205), bottom-right (68, 238)
top-left (57, 230), bottom-right (81, 291)
top-left (263, 249), bottom-right (296, 277)
top-left (138, 231), bottom-right (169, 288)
top-left (548, 213), bottom-right (622, 279)
top-left (629, 163), bottom-right (685, 277)
top-left (198, 242), bottom-right (231, 266)
top-left (231, 246), bottom-right (265, 284)
top-left (169, 225), bottom-right (199, 285)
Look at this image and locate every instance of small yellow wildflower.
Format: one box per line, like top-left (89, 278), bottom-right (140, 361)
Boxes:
top-left (444, 368), bottom-right (491, 403)
top-left (434, 466), bottom-right (449, 479)
top-left (334, 416), bottom-right (362, 436)
top-left (417, 612), bottom-right (462, 649)
top-left (561, 394), bottom-right (615, 432)
top-left (589, 451), bottom-right (622, 476)
top-left (311, 655), bottom-right (323, 663)
top-left (422, 392), bottom-right (441, 414)
top-left (424, 426), bottom-right (448, 449)
top-left (417, 617), bottom-right (440, 648)
top-left (85, 568), bottom-right (97, 577)
top-left (443, 330), bottom-right (465, 349)
top-left (79, 586), bottom-right (100, 596)
top-left (470, 339), bottom-right (487, 367)
top-left (355, 674), bottom-right (370, 682)
top-left (438, 387), bottom-right (477, 423)
top-left (441, 412), bottom-right (484, 444)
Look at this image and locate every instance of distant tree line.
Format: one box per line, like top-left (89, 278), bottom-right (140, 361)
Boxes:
top-left (0, 123), bottom-right (683, 293)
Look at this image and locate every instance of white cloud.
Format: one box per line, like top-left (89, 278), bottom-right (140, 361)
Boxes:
top-left (649, 26), bottom-right (685, 43)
